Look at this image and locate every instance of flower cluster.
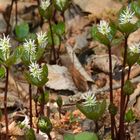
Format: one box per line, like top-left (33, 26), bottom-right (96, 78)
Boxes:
top-left (23, 39), bottom-right (36, 61)
top-left (82, 91), bottom-right (97, 107)
top-left (97, 20), bottom-right (111, 35)
top-left (119, 7), bottom-right (135, 24)
top-left (40, 0), bottom-right (50, 11)
top-left (129, 42), bottom-right (140, 54)
top-left (29, 62), bottom-right (43, 81)
top-left (36, 31), bottom-right (47, 48)
top-left (56, 0), bottom-right (66, 10)
top-left (0, 34), bottom-right (11, 61)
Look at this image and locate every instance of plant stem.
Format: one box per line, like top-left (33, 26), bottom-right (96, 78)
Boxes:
top-left (4, 67), bottom-right (9, 140)
top-left (48, 19), bottom-right (57, 63)
top-left (119, 36), bottom-right (128, 139)
top-left (47, 133), bottom-right (52, 140)
top-left (15, 0), bottom-right (18, 25)
top-left (35, 90), bottom-right (39, 133)
top-left (29, 83), bottom-right (32, 128)
top-left (124, 66), bottom-right (131, 114)
top-left (38, 87), bottom-right (45, 115)
top-left (108, 45), bottom-right (115, 139)
top-left (58, 107), bottom-right (61, 119)
top-left (95, 121), bottom-right (99, 133)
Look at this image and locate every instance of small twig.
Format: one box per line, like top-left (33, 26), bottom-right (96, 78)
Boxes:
top-left (5, 0), bottom-right (14, 34)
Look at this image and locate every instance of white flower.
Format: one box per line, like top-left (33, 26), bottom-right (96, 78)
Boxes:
top-left (129, 42), bottom-right (140, 53)
top-left (82, 91), bottom-right (97, 107)
top-left (36, 31), bottom-right (47, 48)
top-left (29, 62), bottom-right (43, 81)
top-left (56, 0), bottom-right (66, 10)
top-left (40, 0), bottom-right (50, 11)
top-left (23, 39), bottom-right (36, 61)
top-left (0, 34), bottom-right (11, 60)
top-left (97, 20), bottom-right (111, 35)
top-left (119, 7), bottom-right (135, 24)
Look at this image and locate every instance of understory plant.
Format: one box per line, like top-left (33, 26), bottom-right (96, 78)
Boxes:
top-left (39, 0), bottom-right (69, 63)
top-left (0, 34), bottom-right (22, 140)
top-left (88, 1), bottom-right (140, 139)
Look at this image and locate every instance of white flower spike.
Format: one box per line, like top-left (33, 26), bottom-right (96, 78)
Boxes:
top-left (29, 62), bottom-right (43, 81)
top-left (56, 0), bottom-right (66, 10)
top-left (0, 34), bottom-right (11, 60)
top-left (40, 0), bottom-right (50, 11)
top-left (82, 91), bottom-right (97, 107)
top-left (97, 20), bottom-right (111, 36)
top-left (23, 39), bottom-right (36, 61)
top-left (129, 42), bottom-right (140, 54)
top-left (119, 7), bottom-right (135, 24)
top-left (36, 31), bottom-right (47, 48)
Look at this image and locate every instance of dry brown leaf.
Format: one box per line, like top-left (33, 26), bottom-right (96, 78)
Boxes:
top-left (69, 65), bottom-right (88, 92)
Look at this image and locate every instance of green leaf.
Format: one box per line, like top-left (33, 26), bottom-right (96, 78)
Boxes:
top-left (56, 96), bottom-right (63, 107)
top-left (25, 65), bottom-right (48, 87)
top-left (0, 67), bottom-right (5, 79)
top-left (108, 103), bottom-right (118, 116)
top-left (25, 128), bottom-right (36, 140)
top-left (64, 134), bottom-right (75, 140)
top-left (77, 100), bottom-right (106, 121)
top-left (127, 52), bottom-right (139, 66)
top-left (125, 109), bottom-right (135, 123)
top-left (118, 22), bottom-right (138, 35)
top-left (91, 26), bottom-right (110, 46)
top-left (53, 22), bottom-right (65, 36)
top-left (131, 1), bottom-right (140, 18)
top-left (123, 80), bottom-right (135, 95)
top-left (47, 31), bottom-right (60, 46)
top-left (36, 48), bottom-right (45, 61)
top-left (55, 0), bottom-right (69, 12)
top-left (38, 116), bottom-right (52, 134)
top-left (15, 22), bottom-right (29, 42)
top-left (75, 132), bottom-right (98, 140)
top-left (64, 132), bottom-right (98, 140)
top-left (38, 91), bottom-right (49, 104)
top-left (39, 6), bottom-right (53, 20)
top-left (0, 109), bottom-right (2, 120)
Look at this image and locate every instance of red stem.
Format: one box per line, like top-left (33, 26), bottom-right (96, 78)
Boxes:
top-left (38, 87), bottom-right (45, 115)
top-left (108, 46), bottom-right (115, 139)
top-left (4, 67), bottom-right (9, 140)
top-left (124, 66), bottom-right (131, 115)
top-left (119, 36), bottom-right (128, 139)
top-left (29, 83), bottom-right (32, 128)
top-left (48, 19), bottom-right (57, 63)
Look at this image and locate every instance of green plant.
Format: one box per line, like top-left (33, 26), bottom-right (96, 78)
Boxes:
top-left (91, 3), bottom-right (140, 139)
top-left (38, 116), bottom-right (52, 140)
top-left (64, 132), bottom-right (98, 140)
top-left (39, 0), bottom-right (69, 63)
top-left (25, 128), bottom-right (36, 140)
top-left (56, 96), bottom-right (63, 119)
top-left (0, 34), bottom-right (21, 139)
